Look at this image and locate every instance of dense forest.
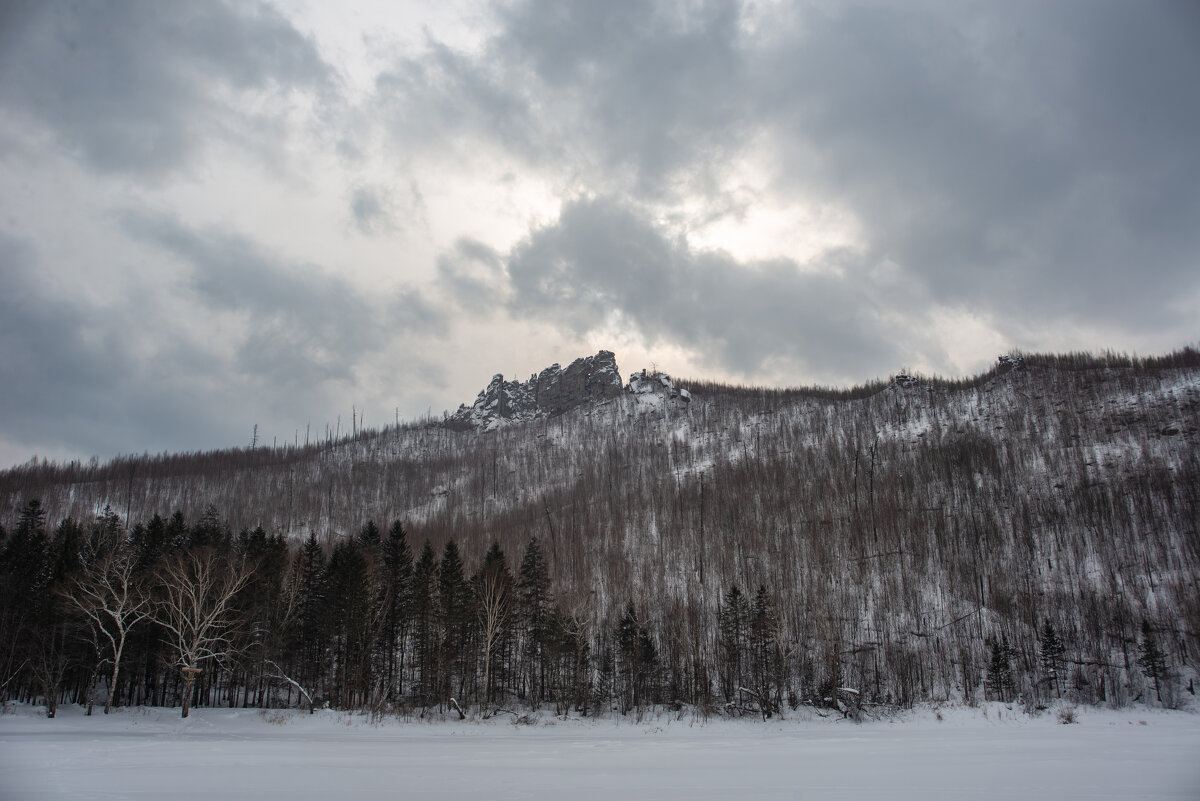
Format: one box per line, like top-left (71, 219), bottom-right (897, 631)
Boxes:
top-left (1, 348), bottom-right (1197, 719)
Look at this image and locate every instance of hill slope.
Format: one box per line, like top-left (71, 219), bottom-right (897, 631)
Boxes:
top-left (1, 347), bottom-right (1197, 712)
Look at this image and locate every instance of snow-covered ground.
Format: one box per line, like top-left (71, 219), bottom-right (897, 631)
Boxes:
top-left (2, 703), bottom-right (1197, 800)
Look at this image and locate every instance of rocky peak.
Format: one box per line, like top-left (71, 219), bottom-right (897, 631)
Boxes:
top-left (627, 369), bottom-right (691, 407)
top-left (535, 350), bottom-right (623, 416)
top-left (447, 350), bottom-right (624, 431)
top-left (997, 354), bottom-right (1025, 372)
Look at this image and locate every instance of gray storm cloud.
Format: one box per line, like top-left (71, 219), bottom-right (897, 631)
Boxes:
top-left (0, 0), bottom-right (331, 176)
top-left (120, 211), bottom-right (446, 387)
top-left (501, 196), bottom-right (903, 381)
top-left (0, 0), bottom-right (1196, 468)
top-left (403, 0), bottom-right (1199, 340)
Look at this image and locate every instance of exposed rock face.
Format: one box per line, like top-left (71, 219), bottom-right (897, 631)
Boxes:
top-left (536, 350), bottom-right (623, 415)
top-left (447, 350), bottom-right (624, 431)
top-left (997, 354), bottom-right (1025, 372)
top-left (626, 369), bottom-right (691, 407)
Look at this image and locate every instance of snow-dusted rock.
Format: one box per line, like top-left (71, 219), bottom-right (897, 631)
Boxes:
top-left (626, 368), bottom-right (691, 408)
top-left (447, 350), bottom-right (624, 431)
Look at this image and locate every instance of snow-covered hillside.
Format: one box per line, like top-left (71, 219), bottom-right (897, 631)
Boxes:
top-left (1, 348), bottom-right (1197, 712)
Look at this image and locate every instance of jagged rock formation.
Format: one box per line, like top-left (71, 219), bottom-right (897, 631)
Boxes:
top-left (626, 368), bottom-right (691, 407)
top-left (448, 350), bottom-right (624, 431)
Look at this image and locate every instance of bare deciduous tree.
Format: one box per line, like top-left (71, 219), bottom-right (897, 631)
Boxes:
top-left (476, 567), bottom-right (512, 716)
top-left (154, 550), bottom-right (252, 718)
top-left (62, 549), bottom-right (153, 714)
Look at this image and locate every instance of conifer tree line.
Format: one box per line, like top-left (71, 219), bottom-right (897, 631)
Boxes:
top-left (0, 495), bottom-right (1190, 719)
top-left (2, 349), bottom-right (1197, 716)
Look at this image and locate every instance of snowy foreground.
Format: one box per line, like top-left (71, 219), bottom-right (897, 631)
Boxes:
top-left (2, 703), bottom-right (1198, 800)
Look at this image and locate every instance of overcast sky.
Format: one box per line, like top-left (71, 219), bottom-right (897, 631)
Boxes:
top-left (1, 0), bottom-right (1197, 468)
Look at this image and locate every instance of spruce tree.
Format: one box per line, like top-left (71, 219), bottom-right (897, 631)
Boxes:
top-left (436, 540), bottom-right (469, 711)
top-left (1039, 620), bottom-right (1066, 698)
top-left (132, 514), bottom-right (167, 572)
top-left (718, 585), bottom-right (748, 702)
top-left (986, 637), bottom-right (1014, 702)
top-left (1138, 620), bottom-right (1167, 704)
top-left (749, 585), bottom-right (779, 717)
top-left (295, 534), bottom-right (328, 695)
top-left (189, 506), bottom-right (225, 550)
top-left (411, 541), bottom-right (437, 707)
top-left (327, 540), bottom-right (373, 707)
top-left (517, 537), bottom-right (550, 705)
top-left (380, 522), bottom-right (413, 700)
top-left (165, 511), bottom-right (189, 551)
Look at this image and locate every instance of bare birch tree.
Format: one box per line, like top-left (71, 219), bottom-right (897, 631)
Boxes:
top-left (62, 549), bottom-right (153, 713)
top-left (154, 550), bottom-right (252, 717)
top-left (476, 567), bottom-right (511, 716)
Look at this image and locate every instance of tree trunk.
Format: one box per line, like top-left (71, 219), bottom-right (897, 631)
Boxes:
top-left (482, 650), bottom-right (492, 716)
top-left (181, 674), bottom-right (196, 718)
top-left (106, 660), bottom-right (121, 715)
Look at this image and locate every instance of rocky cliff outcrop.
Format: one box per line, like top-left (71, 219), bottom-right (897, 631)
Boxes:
top-left (626, 368), bottom-right (691, 408)
top-left (447, 350), bottom-right (624, 431)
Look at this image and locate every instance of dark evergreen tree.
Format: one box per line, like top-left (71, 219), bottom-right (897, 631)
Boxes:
top-left (358, 520), bottom-right (381, 547)
top-left (236, 526), bottom-right (288, 708)
top-left (48, 517), bottom-right (85, 590)
top-left (327, 539), bottom-right (375, 707)
top-left (294, 534), bottom-right (328, 697)
top-left (748, 585), bottom-right (779, 717)
top-left (718, 584), bottom-right (748, 702)
top-left (436, 539), bottom-right (471, 711)
top-left (189, 506), bottom-right (226, 550)
top-left (379, 521), bottom-right (413, 701)
top-left (131, 514), bottom-right (167, 572)
top-left (1038, 620), bottom-right (1066, 699)
top-left (517, 537), bottom-right (550, 705)
top-left (165, 511), bottom-right (189, 551)
top-left (1138, 620), bottom-right (1167, 704)
top-left (2, 500), bottom-right (51, 635)
top-left (986, 637), bottom-right (1014, 702)
top-left (410, 540), bottom-right (438, 707)
top-left (614, 601), bottom-right (657, 713)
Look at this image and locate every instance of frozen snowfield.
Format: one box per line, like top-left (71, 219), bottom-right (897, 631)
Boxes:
top-left (1, 703), bottom-right (1198, 800)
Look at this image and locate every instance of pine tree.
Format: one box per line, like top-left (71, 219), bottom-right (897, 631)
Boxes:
top-left (165, 511), bottom-right (189, 551)
top-left (358, 520), bottom-right (381, 547)
top-left (614, 601), bottom-right (657, 713)
top-left (132, 514), bottom-right (167, 572)
top-left (379, 521), bottom-right (413, 701)
top-left (436, 540), bottom-right (470, 712)
top-left (237, 527), bottom-right (287, 708)
top-left (718, 584), bottom-right (748, 702)
top-left (986, 637), bottom-right (1014, 702)
top-left (517, 537), bottom-right (550, 705)
top-left (189, 506), bottom-right (225, 550)
top-left (327, 540), bottom-right (374, 707)
top-left (411, 541), bottom-right (437, 707)
top-left (1039, 620), bottom-right (1066, 698)
top-left (92, 505), bottom-right (124, 554)
top-left (295, 534), bottom-right (328, 696)
top-left (1138, 620), bottom-right (1167, 704)
top-left (749, 585), bottom-right (779, 717)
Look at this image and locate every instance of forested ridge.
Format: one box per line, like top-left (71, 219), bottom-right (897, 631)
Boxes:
top-left (1, 347), bottom-right (1197, 719)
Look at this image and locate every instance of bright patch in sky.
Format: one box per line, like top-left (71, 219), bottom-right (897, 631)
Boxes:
top-left (0, 0), bottom-right (1197, 466)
